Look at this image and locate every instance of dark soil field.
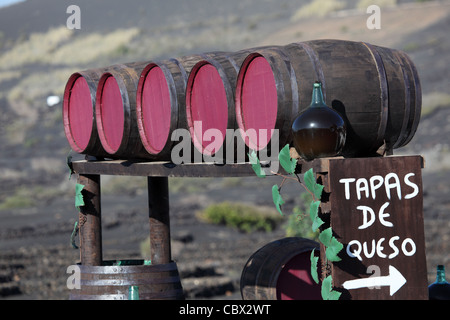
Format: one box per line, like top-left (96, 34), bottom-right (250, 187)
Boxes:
top-left (0, 0), bottom-right (449, 300)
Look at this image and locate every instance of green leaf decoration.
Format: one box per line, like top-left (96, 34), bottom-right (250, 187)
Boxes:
top-left (304, 168), bottom-right (315, 193)
top-left (313, 183), bottom-right (324, 201)
top-left (328, 289), bottom-right (342, 300)
top-left (319, 228), bottom-right (343, 262)
top-left (309, 200), bottom-right (320, 220)
top-left (321, 275), bottom-right (342, 300)
top-left (75, 183), bottom-right (85, 208)
top-left (326, 237), bottom-right (344, 262)
top-left (319, 227), bottom-right (333, 246)
top-left (312, 216), bottom-right (325, 232)
top-left (310, 250), bottom-right (319, 284)
top-left (272, 184), bottom-right (285, 215)
top-left (278, 144), bottom-right (297, 174)
top-left (248, 150), bottom-right (266, 178)
top-left (303, 168), bottom-right (324, 200)
top-left (321, 275), bottom-right (332, 300)
top-left (309, 200), bottom-right (324, 232)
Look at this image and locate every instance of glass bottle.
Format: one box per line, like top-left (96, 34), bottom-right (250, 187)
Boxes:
top-left (428, 265), bottom-right (450, 300)
top-left (292, 82), bottom-right (346, 161)
top-left (128, 285), bottom-right (139, 300)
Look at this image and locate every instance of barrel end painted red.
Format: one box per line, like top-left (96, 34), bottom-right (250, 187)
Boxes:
top-left (63, 70), bottom-right (107, 157)
top-left (186, 60), bottom-right (230, 156)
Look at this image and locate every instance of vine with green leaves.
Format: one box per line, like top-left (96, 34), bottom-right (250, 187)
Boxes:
top-left (249, 144), bottom-right (343, 300)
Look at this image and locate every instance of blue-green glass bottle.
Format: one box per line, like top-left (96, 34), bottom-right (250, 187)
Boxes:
top-left (128, 285), bottom-right (139, 300)
top-left (428, 265), bottom-right (450, 300)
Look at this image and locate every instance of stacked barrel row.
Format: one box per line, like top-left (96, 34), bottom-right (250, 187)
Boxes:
top-left (63, 40), bottom-right (422, 161)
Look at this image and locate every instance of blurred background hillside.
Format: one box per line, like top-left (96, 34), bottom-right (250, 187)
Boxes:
top-left (0, 0), bottom-right (449, 299)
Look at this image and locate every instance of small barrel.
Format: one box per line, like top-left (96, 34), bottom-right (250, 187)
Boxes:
top-left (241, 237), bottom-right (321, 300)
top-left (69, 260), bottom-right (185, 300)
top-left (95, 62), bottom-right (152, 159)
top-left (185, 52), bottom-right (249, 159)
top-left (63, 69), bottom-right (107, 157)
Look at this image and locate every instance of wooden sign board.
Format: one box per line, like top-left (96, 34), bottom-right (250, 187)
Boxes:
top-left (328, 156), bottom-right (428, 300)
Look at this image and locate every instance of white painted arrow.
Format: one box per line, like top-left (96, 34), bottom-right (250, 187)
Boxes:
top-left (342, 265), bottom-right (407, 296)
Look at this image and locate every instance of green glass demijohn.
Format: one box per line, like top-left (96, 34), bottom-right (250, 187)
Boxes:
top-left (292, 82), bottom-right (346, 160)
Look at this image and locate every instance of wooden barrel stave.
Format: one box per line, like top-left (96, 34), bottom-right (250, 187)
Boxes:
top-left (392, 49), bottom-right (422, 148)
top-left (283, 42), bottom-right (326, 110)
top-left (371, 44), bottom-right (411, 150)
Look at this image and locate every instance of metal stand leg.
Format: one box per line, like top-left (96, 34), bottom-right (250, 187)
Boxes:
top-left (148, 177), bottom-right (171, 265)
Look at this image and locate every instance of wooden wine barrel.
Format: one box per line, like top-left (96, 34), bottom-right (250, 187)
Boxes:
top-left (95, 62), bottom-right (154, 159)
top-left (241, 237), bottom-right (321, 300)
top-left (236, 40), bottom-right (421, 157)
top-left (136, 59), bottom-right (188, 159)
top-left (235, 46), bottom-right (293, 152)
top-left (235, 46), bottom-right (301, 152)
top-left (63, 69), bottom-right (107, 157)
top-left (185, 51), bottom-right (250, 159)
top-left (290, 40), bottom-right (422, 156)
top-left (69, 260), bottom-right (184, 300)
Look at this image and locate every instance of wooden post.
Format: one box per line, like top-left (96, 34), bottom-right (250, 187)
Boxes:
top-left (77, 174), bottom-right (102, 266)
top-left (316, 171), bottom-right (332, 282)
top-left (148, 177), bottom-right (171, 264)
